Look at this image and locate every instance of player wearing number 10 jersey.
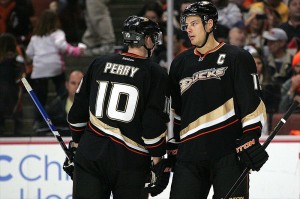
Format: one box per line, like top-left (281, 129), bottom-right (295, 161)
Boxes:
top-left (66, 16), bottom-right (170, 198)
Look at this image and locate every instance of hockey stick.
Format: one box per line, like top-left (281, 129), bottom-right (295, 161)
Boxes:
top-left (21, 77), bottom-right (71, 159)
top-left (224, 100), bottom-right (299, 199)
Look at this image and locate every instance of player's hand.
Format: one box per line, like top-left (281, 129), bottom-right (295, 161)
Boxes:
top-left (145, 159), bottom-right (171, 197)
top-left (236, 132), bottom-right (269, 171)
top-left (63, 141), bottom-right (78, 179)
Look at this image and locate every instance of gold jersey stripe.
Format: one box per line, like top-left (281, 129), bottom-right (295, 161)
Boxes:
top-left (142, 131), bottom-right (167, 145)
top-left (242, 100), bottom-right (267, 128)
top-left (89, 111), bottom-right (148, 153)
top-left (180, 98), bottom-right (235, 138)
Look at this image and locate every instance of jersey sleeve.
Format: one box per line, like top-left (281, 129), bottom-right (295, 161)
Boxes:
top-left (141, 66), bottom-right (170, 157)
top-left (168, 57), bottom-right (183, 143)
top-left (67, 60), bottom-right (95, 143)
top-left (233, 50), bottom-right (267, 138)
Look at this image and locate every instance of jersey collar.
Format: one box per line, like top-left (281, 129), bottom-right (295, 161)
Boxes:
top-left (194, 42), bottom-right (225, 61)
top-left (121, 52), bottom-right (147, 59)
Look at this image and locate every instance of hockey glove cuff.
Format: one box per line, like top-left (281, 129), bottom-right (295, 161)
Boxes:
top-left (63, 141), bottom-right (78, 179)
top-left (166, 142), bottom-right (178, 171)
top-left (145, 159), bottom-right (171, 197)
top-left (236, 132), bottom-right (269, 171)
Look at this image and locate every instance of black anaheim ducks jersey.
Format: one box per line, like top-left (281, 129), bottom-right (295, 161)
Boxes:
top-left (169, 43), bottom-right (267, 161)
top-left (68, 52), bottom-right (170, 170)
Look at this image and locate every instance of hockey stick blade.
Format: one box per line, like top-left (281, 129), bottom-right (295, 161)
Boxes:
top-left (21, 78), bottom-right (70, 159)
top-left (223, 100), bottom-right (299, 199)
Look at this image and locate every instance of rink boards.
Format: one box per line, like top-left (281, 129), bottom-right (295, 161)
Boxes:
top-left (0, 136), bottom-right (299, 199)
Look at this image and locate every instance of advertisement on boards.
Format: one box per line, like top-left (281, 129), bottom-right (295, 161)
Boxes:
top-left (0, 138), bottom-right (72, 199)
top-left (0, 136), bottom-right (300, 199)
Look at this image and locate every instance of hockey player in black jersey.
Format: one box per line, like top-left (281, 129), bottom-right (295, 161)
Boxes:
top-left (63, 16), bottom-right (170, 198)
top-left (168, 1), bottom-right (269, 199)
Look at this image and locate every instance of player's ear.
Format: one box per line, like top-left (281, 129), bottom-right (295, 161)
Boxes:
top-left (145, 35), bottom-right (152, 47)
top-left (206, 19), bottom-right (214, 32)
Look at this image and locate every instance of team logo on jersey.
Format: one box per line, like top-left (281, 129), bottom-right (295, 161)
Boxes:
top-left (179, 67), bottom-right (228, 94)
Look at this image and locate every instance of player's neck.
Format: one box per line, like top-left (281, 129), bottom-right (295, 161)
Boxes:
top-left (127, 47), bottom-right (147, 58)
top-left (196, 37), bottom-right (220, 55)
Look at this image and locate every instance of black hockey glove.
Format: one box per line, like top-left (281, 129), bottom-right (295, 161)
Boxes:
top-left (63, 141), bottom-right (77, 179)
top-left (166, 142), bottom-right (178, 171)
top-left (236, 132), bottom-right (269, 171)
top-left (145, 159), bottom-right (171, 197)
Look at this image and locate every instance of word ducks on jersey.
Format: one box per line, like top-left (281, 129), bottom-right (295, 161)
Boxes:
top-left (104, 62), bottom-right (139, 77)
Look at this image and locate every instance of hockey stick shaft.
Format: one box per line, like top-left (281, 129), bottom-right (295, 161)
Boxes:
top-left (21, 78), bottom-right (70, 159)
top-left (224, 100), bottom-right (299, 199)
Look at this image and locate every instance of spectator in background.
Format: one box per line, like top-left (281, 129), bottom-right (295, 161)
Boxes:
top-left (231, 0), bottom-right (254, 12)
top-left (279, 0), bottom-right (300, 54)
top-left (228, 21), bottom-right (247, 48)
top-left (263, 28), bottom-right (293, 85)
top-left (214, 23), bottom-right (230, 43)
top-left (49, 0), bottom-right (58, 12)
top-left (138, 1), bottom-right (164, 24)
top-left (252, 52), bottom-right (272, 87)
top-left (250, 0), bottom-right (289, 23)
top-left (0, 0), bottom-right (34, 45)
top-left (279, 51), bottom-right (300, 113)
top-left (262, 28), bottom-right (292, 113)
top-left (251, 52), bottom-right (280, 115)
top-left (56, 0), bottom-right (86, 44)
top-left (26, 9), bottom-right (84, 130)
top-left (0, 33), bottom-right (25, 135)
top-left (211, 0), bottom-right (243, 29)
top-left (244, 6), bottom-right (268, 54)
top-left (36, 70), bottom-right (84, 135)
top-left (175, 0), bottom-right (195, 24)
top-left (82, 0), bottom-right (115, 56)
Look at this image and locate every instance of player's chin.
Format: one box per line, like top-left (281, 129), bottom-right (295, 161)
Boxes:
top-left (189, 37), bottom-right (194, 41)
top-left (191, 41), bottom-right (200, 47)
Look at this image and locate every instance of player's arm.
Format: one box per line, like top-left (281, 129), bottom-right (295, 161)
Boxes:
top-left (166, 59), bottom-right (183, 170)
top-left (67, 60), bottom-right (95, 143)
top-left (233, 50), bottom-right (268, 171)
top-left (142, 67), bottom-right (169, 157)
top-left (63, 60), bottom-right (95, 178)
top-left (142, 67), bottom-right (170, 197)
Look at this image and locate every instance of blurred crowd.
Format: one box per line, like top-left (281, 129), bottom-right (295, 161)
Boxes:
top-left (1, 0), bottom-right (300, 136)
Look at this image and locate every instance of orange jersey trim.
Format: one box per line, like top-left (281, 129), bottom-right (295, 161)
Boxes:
top-left (194, 42), bottom-right (225, 60)
top-left (146, 138), bottom-right (165, 149)
top-left (243, 125), bottom-right (261, 133)
top-left (69, 126), bottom-right (85, 132)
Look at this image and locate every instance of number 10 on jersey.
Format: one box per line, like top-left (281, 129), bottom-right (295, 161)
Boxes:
top-left (95, 81), bottom-right (139, 123)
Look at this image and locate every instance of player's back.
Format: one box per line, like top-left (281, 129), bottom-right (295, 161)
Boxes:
top-left (87, 53), bottom-right (166, 132)
top-left (68, 52), bottom-right (169, 169)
